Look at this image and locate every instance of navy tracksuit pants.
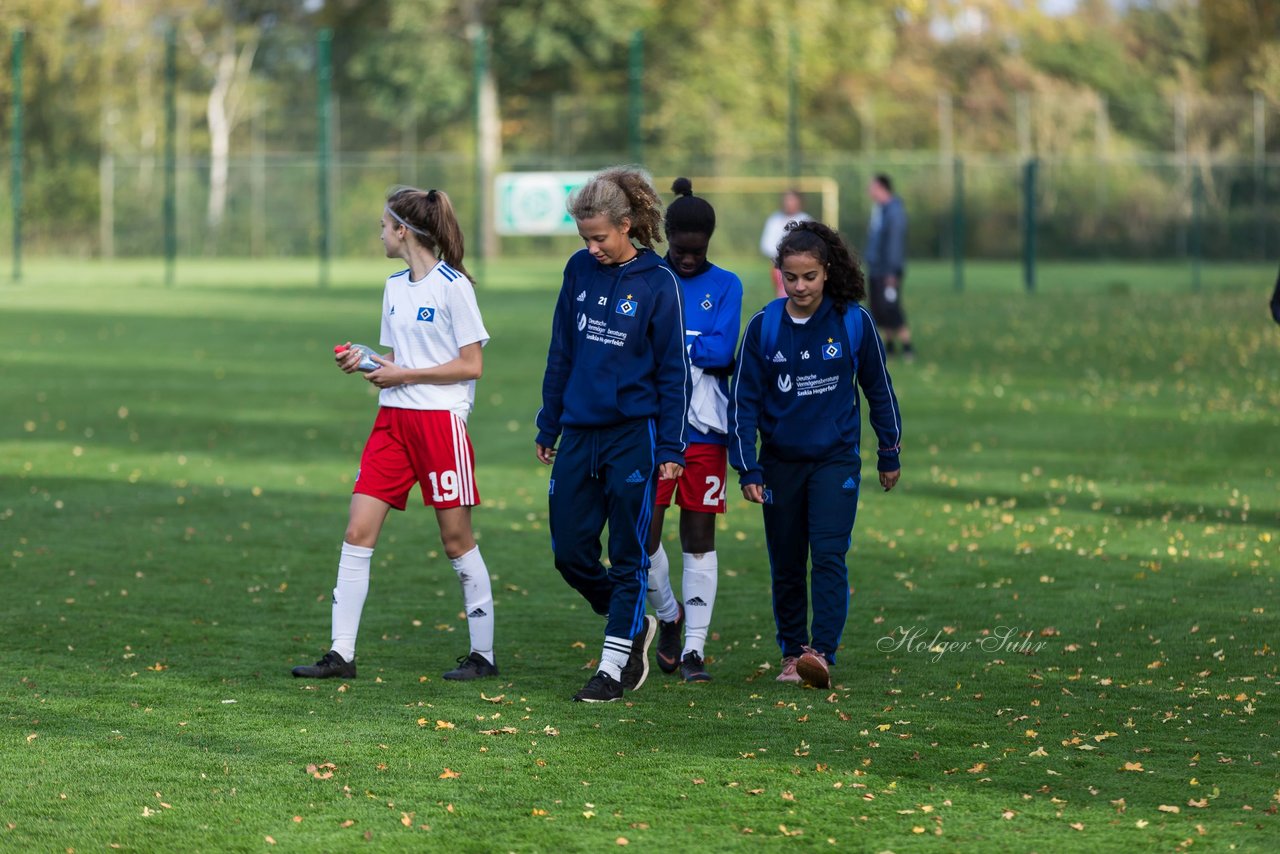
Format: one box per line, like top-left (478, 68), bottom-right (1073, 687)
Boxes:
top-left (760, 449), bottom-right (861, 663)
top-left (548, 420), bottom-right (656, 641)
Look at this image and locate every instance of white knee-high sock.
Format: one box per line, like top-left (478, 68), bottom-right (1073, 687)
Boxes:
top-left (646, 545), bottom-right (681, 622)
top-left (451, 545), bottom-right (495, 664)
top-left (331, 542), bottom-right (373, 662)
top-left (682, 551), bottom-right (718, 657)
top-left (600, 636), bottom-right (632, 681)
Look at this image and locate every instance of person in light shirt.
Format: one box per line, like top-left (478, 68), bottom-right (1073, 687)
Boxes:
top-left (760, 190), bottom-right (811, 298)
top-left (291, 186), bottom-right (499, 684)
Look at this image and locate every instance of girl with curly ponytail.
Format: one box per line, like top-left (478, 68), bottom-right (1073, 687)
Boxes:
top-left (536, 166), bottom-right (692, 702)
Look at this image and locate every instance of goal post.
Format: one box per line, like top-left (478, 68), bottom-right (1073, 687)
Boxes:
top-left (653, 176), bottom-right (840, 232)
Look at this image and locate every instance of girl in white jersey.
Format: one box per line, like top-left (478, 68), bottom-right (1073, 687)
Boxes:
top-left (292, 187), bottom-right (498, 682)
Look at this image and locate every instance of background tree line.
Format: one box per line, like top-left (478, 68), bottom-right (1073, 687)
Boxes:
top-left (1, 0), bottom-right (1277, 259)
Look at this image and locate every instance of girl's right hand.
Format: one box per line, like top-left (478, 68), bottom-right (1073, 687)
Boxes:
top-left (336, 342), bottom-right (362, 373)
top-left (535, 443), bottom-right (557, 465)
top-left (741, 483), bottom-right (766, 504)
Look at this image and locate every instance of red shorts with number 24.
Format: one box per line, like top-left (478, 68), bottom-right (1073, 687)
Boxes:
top-left (354, 407), bottom-right (480, 510)
top-left (655, 442), bottom-right (728, 514)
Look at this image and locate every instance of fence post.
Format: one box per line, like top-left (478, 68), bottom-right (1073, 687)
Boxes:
top-left (1190, 168), bottom-right (1203, 293)
top-left (952, 156), bottom-right (965, 292)
top-left (10, 30), bottom-right (24, 283)
top-left (163, 26), bottom-right (177, 287)
top-left (628, 30), bottom-right (643, 164)
top-left (472, 24), bottom-right (488, 269)
top-left (787, 22), bottom-right (799, 178)
top-left (1022, 157), bottom-right (1038, 293)
top-left (1254, 92), bottom-right (1265, 259)
top-left (316, 29), bottom-right (332, 289)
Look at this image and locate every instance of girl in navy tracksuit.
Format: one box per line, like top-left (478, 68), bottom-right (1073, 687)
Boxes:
top-left (729, 221), bottom-right (902, 689)
top-left (536, 167), bottom-right (691, 703)
top-left (645, 178), bottom-right (742, 683)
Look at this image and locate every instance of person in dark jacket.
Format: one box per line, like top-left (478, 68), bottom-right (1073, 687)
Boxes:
top-left (730, 221), bottom-right (902, 689)
top-left (865, 174), bottom-right (913, 360)
top-left (536, 167), bottom-right (692, 703)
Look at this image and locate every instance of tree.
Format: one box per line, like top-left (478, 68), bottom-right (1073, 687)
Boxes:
top-left (344, 0), bottom-right (655, 256)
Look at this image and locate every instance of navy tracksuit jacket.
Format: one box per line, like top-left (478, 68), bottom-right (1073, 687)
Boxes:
top-left (537, 248), bottom-right (691, 641)
top-left (729, 297), bottom-right (902, 662)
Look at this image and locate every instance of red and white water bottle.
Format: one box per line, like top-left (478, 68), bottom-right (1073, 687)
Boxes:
top-left (334, 343), bottom-right (381, 372)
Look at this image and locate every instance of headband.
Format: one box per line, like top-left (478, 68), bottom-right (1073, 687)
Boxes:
top-left (385, 190), bottom-right (439, 239)
top-left (385, 205), bottom-right (430, 239)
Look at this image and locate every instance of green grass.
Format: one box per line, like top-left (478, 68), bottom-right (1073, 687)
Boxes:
top-left (2, 256), bottom-right (1278, 852)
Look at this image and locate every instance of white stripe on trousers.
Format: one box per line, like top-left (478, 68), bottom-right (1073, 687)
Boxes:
top-left (451, 414), bottom-right (475, 505)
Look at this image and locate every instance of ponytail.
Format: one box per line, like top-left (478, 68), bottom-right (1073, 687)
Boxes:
top-left (775, 221), bottom-right (866, 311)
top-left (385, 187), bottom-right (474, 283)
top-left (568, 166), bottom-right (664, 249)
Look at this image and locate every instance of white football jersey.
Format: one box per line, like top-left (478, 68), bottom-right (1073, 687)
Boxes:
top-left (377, 261), bottom-right (489, 419)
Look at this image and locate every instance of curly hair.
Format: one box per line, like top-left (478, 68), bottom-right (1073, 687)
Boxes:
top-left (568, 166), bottom-right (664, 249)
top-left (775, 220), bottom-right (866, 311)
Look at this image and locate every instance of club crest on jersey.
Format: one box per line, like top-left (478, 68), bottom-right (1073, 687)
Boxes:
top-left (700, 294), bottom-right (713, 311)
top-left (417, 306), bottom-right (436, 322)
top-left (777, 374), bottom-right (793, 393)
top-left (822, 337), bottom-right (842, 360)
top-left (616, 295), bottom-right (637, 317)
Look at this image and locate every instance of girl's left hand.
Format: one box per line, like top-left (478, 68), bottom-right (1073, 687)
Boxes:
top-left (879, 470), bottom-right (900, 492)
top-left (364, 355), bottom-right (406, 389)
top-left (658, 462), bottom-right (683, 481)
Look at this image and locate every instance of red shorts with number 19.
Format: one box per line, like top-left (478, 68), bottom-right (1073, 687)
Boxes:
top-left (655, 443), bottom-right (729, 513)
top-left (354, 407), bottom-right (480, 511)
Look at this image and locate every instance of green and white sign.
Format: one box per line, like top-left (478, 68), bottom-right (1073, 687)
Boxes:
top-left (494, 172), bottom-right (594, 236)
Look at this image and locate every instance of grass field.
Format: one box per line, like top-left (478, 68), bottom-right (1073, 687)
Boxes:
top-left (3, 255), bottom-right (1279, 852)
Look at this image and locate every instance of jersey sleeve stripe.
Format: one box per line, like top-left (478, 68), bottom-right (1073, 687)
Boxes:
top-left (659, 265), bottom-right (691, 454)
top-left (732, 311), bottom-right (765, 472)
top-left (857, 305), bottom-right (903, 445)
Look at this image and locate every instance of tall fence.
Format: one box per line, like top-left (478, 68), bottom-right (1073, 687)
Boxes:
top-left (3, 22), bottom-right (1279, 284)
